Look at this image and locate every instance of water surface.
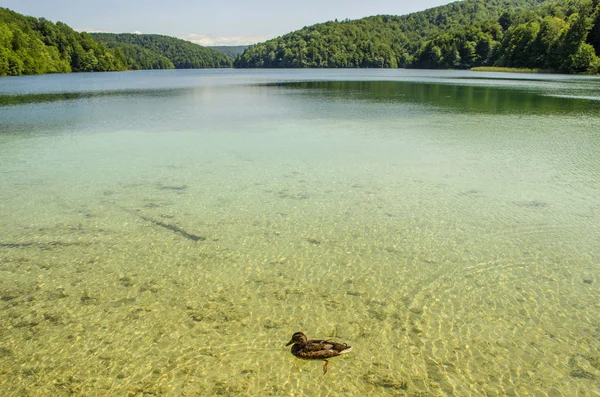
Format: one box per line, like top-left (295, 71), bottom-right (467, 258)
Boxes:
top-left (1, 69), bottom-right (600, 396)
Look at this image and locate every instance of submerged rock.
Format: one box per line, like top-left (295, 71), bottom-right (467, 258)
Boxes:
top-left (569, 355), bottom-right (600, 380)
top-left (363, 369), bottom-right (408, 390)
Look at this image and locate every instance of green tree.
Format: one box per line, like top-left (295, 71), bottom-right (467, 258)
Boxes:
top-left (570, 42), bottom-right (599, 72)
top-left (588, 0), bottom-right (600, 55)
top-left (549, 10), bottom-right (593, 72)
top-left (497, 22), bottom-right (540, 67)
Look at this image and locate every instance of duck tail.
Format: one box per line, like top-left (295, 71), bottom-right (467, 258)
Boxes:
top-left (339, 346), bottom-right (352, 354)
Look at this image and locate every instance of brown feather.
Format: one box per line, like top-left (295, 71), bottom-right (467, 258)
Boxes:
top-left (286, 332), bottom-right (352, 360)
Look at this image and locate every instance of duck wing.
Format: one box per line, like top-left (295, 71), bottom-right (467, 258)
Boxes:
top-left (306, 339), bottom-right (352, 354)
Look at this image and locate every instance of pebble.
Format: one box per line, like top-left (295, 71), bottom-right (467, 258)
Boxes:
top-left (408, 305), bottom-right (423, 314)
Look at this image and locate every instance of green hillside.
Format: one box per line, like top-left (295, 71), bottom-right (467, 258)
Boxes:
top-left (0, 7), bottom-right (232, 77)
top-left (91, 33), bottom-right (232, 69)
top-left (106, 42), bottom-right (175, 70)
top-left (412, 0), bottom-right (600, 73)
top-left (1, 7), bottom-right (126, 76)
top-left (234, 0), bottom-right (600, 74)
top-left (3, 1), bottom-right (599, 76)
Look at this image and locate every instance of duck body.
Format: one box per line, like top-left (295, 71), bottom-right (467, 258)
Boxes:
top-left (286, 332), bottom-right (352, 374)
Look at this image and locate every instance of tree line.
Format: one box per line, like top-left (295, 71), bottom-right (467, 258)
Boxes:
top-left (234, 0), bottom-right (600, 74)
top-left (1, 7), bottom-right (124, 75)
top-left (3, 0), bottom-right (600, 76)
top-left (412, 0), bottom-right (600, 73)
top-left (0, 7), bottom-right (231, 77)
top-left (91, 33), bottom-right (231, 69)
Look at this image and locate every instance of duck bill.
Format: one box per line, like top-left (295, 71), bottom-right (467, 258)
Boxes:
top-left (285, 339), bottom-right (294, 346)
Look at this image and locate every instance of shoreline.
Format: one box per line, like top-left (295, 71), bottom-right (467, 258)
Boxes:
top-left (470, 66), bottom-right (545, 74)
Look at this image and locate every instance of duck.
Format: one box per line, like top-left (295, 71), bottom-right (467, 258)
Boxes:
top-left (286, 332), bottom-right (352, 374)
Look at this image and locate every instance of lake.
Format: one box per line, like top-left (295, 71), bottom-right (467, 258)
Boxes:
top-left (1, 69), bottom-right (599, 396)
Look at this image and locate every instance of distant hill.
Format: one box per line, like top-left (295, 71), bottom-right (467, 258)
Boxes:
top-left (91, 33), bottom-right (232, 69)
top-left (208, 45), bottom-right (248, 59)
top-left (234, 0), bottom-right (600, 74)
top-left (106, 42), bottom-right (174, 70)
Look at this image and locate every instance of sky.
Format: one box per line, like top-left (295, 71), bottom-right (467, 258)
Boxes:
top-left (2, 0), bottom-right (457, 46)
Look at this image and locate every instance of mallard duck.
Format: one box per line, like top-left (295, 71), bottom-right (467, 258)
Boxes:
top-left (286, 332), bottom-right (352, 374)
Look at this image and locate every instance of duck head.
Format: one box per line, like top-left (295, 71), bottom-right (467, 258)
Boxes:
top-left (286, 332), bottom-right (308, 346)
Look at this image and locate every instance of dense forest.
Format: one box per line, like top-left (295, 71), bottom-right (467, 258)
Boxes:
top-left (101, 42), bottom-right (174, 71)
top-left (0, 7), bottom-right (125, 75)
top-left (3, 0), bottom-right (600, 76)
top-left (91, 33), bottom-right (232, 69)
top-left (0, 7), bottom-right (231, 76)
top-left (234, 0), bottom-right (600, 74)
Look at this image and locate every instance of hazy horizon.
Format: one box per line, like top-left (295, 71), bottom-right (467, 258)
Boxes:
top-left (1, 0), bottom-right (456, 46)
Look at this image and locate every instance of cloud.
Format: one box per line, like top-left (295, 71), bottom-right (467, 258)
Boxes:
top-left (76, 29), bottom-right (144, 34)
top-left (76, 28), bottom-right (110, 33)
top-left (179, 34), bottom-right (269, 46)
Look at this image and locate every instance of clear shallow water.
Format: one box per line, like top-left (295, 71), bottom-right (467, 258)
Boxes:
top-left (1, 69), bottom-right (600, 396)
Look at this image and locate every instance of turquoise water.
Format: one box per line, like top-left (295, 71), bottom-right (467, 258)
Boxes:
top-left (1, 69), bottom-right (600, 396)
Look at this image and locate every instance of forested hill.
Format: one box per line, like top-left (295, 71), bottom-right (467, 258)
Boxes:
top-left (234, 0), bottom-right (600, 74)
top-left (0, 7), bottom-right (231, 77)
top-left (1, 7), bottom-right (126, 76)
top-left (91, 33), bottom-right (232, 69)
